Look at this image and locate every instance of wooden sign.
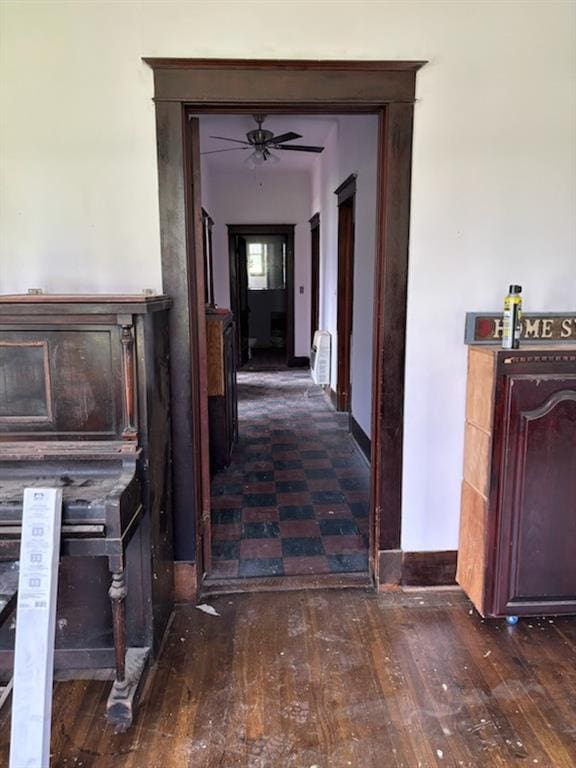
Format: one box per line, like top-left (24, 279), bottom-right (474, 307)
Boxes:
top-left (10, 488), bottom-right (62, 768)
top-left (465, 312), bottom-right (576, 345)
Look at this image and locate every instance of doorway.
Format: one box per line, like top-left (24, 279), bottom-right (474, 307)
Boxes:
top-left (310, 213), bottom-right (320, 344)
top-left (202, 116), bottom-right (373, 585)
top-left (145, 58), bottom-right (424, 593)
top-left (228, 225), bottom-right (295, 368)
top-left (335, 175), bottom-right (356, 413)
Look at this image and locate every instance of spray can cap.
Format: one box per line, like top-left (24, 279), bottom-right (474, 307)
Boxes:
top-left (509, 285), bottom-right (522, 294)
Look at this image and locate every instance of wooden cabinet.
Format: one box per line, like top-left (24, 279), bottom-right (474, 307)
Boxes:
top-left (457, 345), bottom-right (576, 618)
top-left (206, 310), bottom-right (238, 472)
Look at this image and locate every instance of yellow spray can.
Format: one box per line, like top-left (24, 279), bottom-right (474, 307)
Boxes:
top-left (502, 285), bottom-right (523, 349)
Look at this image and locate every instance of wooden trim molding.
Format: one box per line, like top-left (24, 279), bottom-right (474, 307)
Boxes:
top-left (371, 104), bottom-right (416, 559)
top-left (378, 549), bottom-right (403, 586)
top-left (402, 551), bottom-right (458, 586)
top-left (153, 102), bottom-right (201, 562)
top-left (336, 183), bottom-right (356, 412)
top-left (327, 386), bottom-right (338, 410)
top-left (144, 59), bottom-right (425, 106)
top-left (145, 58), bottom-right (426, 589)
top-left (174, 562), bottom-right (198, 603)
top-left (309, 213), bottom-right (320, 345)
top-left (334, 173), bottom-right (357, 205)
top-left (202, 208), bottom-right (215, 308)
top-left (378, 550), bottom-right (458, 588)
top-left (144, 58), bottom-right (427, 72)
top-left (184, 116), bottom-right (212, 574)
top-left (226, 224), bottom-right (296, 236)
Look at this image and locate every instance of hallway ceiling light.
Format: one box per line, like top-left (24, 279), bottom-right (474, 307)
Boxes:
top-left (201, 114), bottom-right (325, 165)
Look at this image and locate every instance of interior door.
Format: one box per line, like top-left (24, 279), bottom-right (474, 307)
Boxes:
top-left (310, 214), bottom-right (320, 345)
top-left (336, 196), bottom-right (355, 412)
top-left (236, 235), bottom-right (250, 366)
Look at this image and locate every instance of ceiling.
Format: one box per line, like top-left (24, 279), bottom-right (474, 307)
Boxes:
top-left (198, 115), bottom-right (338, 172)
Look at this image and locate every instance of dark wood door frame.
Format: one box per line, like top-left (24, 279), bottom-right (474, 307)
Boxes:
top-left (229, 232), bottom-right (249, 367)
top-left (202, 208), bottom-right (215, 308)
top-left (144, 58), bottom-right (426, 591)
top-left (334, 175), bottom-right (357, 412)
top-left (309, 213), bottom-right (320, 347)
top-left (227, 224), bottom-right (296, 367)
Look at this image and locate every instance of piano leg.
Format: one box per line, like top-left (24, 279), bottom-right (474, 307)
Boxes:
top-left (105, 569), bottom-right (149, 732)
top-left (109, 571), bottom-right (128, 688)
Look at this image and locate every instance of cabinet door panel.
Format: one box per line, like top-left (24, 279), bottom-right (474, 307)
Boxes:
top-left (495, 375), bottom-right (576, 614)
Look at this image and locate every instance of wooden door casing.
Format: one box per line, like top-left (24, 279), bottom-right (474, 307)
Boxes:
top-left (493, 374), bottom-right (576, 615)
top-left (237, 236), bottom-right (250, 367)
top-left (228, 224), bottom-right (296, 366)
top-left (224, 320), bottom-right (238, 446)
top-left (310, 213), bottom-right (320, 346)
top-left (146, 60), bottom-right (425, 589)
top-left (228, 234), bottom-right (250, 368)
top-left (335, 178), bottom-right (356, 413)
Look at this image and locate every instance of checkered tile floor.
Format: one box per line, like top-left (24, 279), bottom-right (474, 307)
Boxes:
top-left (210, 365), bottom-right (370, 579)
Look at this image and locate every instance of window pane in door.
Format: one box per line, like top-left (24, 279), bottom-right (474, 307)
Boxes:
top-left (246, 236), bottom-right (286, 291)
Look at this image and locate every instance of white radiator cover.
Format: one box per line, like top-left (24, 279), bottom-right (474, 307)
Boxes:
top-left (310, 331), bottom-right (331, 386)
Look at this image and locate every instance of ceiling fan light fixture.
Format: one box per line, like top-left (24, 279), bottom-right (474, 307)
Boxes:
top-left (245, 150), bottom-right (265, 169)
top-left (244, 146), bottom-right (281, 169)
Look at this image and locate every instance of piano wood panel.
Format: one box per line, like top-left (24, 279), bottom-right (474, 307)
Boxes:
top-left (0, 342), bottom-right (52, 421)
top-left (0, 329), bottom-right (120, 438)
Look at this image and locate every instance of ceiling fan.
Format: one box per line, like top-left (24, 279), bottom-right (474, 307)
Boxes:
top-left (202, 114), bottom-right (325, 166)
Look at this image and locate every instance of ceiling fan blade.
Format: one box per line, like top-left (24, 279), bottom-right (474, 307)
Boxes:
top-left (267, 132), bottom-right (302, 145)
top-left (276, 144), bottom-right (324, 153)
top-left (209, 135), bottom-right (252, 145)
top-left (201, 147), bottom-right (251, 155)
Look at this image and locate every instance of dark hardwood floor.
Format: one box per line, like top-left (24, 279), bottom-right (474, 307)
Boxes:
top-left (1, 589), bottom-right (575, 767)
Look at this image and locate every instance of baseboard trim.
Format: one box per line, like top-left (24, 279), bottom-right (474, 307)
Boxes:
top-left (328, 386), bottom-right (338, 409)
top-left (378, 549), bottom-right (457, 588)
top-left (378, 549), bottom-right (403, 586)
top-left (349, 414), bottom-right (371, 462)
top-left (201, 571), bottom-right (371, 597)
top-left (288, 356), bottom-right (310, 367)
top-left (174, 561), bottom-right (198, 603)
top-left (402, 550), bottom-right (458, 586)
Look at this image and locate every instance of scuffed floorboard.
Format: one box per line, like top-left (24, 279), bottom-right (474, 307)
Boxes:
top-left (0, 588), bottom-right (575, 767)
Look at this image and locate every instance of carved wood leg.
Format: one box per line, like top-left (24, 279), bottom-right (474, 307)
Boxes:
top-left (109, 571), bottom-right (128, 689)
top-left (105, 568), bottom-right (151, 732)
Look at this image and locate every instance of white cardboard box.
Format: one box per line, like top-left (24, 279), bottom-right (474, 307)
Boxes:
top-left (10, 488), bottom-right (62, 768)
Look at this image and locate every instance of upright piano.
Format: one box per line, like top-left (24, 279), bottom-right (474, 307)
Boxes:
top-left (0, 294), bottom-right (174, 729)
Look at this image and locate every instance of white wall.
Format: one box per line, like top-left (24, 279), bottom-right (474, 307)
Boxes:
top-left (201, 167), bottom-right (311, 357)
top-left (311, 116), bottom-right (379, 438)
top-left (1, 1), bottom-right (575, 552)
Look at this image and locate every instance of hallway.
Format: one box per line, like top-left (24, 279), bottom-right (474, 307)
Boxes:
top-left (210, 367), bottom-right (370, 580)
